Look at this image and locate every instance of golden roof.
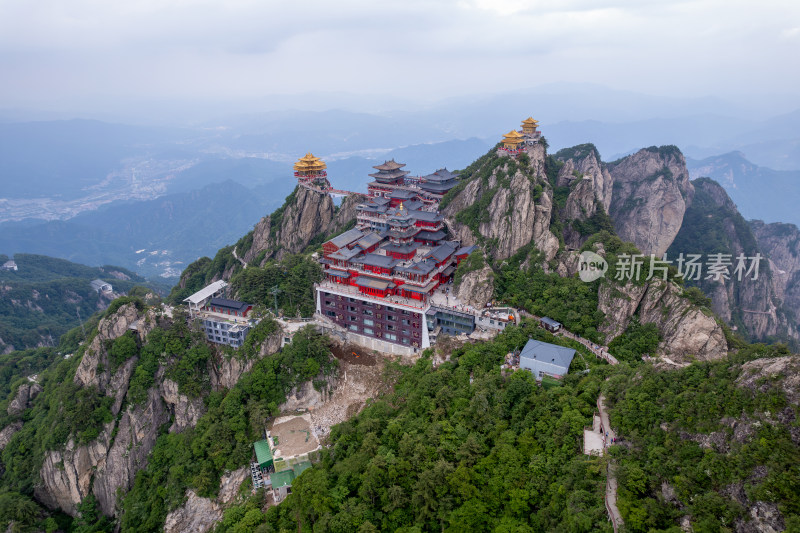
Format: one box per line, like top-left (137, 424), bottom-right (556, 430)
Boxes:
top-left (502, 130), bottom-right (524, 140)
top-left (522, 117), bottom-right (539, 125)
top-left (293, 152), bottom-right (327, 172)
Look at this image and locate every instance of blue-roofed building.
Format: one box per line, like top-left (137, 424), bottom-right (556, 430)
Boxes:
top-left (519, 339), bottom-right (576, 380)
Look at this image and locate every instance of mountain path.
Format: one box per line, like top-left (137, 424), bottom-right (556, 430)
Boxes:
top-left (598, 394), bottom-right (623, 532)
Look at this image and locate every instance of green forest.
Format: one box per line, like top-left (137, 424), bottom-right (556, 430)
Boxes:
top-left (0, 254), bottom-right (151, 350)
top-left (214, 321), bottom-right (614, 533)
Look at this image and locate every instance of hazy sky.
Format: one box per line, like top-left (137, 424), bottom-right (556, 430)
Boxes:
top-left (1, 0), bottom-right (798, 116)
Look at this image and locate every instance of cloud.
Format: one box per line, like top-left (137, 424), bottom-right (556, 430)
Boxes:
top-left (0, 0), bottom-right (797, 116)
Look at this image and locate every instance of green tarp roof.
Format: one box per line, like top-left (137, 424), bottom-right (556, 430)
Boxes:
top-left (254, 439), bottom-right (272, 466)
top-left (271, 469), bottom-right (295, 489)
top-left (293, 461), bottom-right (312, 477)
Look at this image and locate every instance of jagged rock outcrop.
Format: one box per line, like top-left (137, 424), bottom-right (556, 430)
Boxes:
top-left (93, 386), bottom-right (169, 516)
top-left (219, 467), bottom-right (248, 504)
top-left (73, 303), bottom-right (142, 415)
top-left (443, 144), bottom-right (559, 261)
top-left (669, 179), bottom-right (798, 343)
top-left (163, 490), bottom-right (223, 533)
top-left (751, 220), bottom-right (800, 327)
top-left (160, 378), bottom-right (205, 433)
top-left (556, 145), bottom-right (614, 212)
top-left (555, 145), bottom-right (615, 249)
top-left (598, 279), bottom-right (727, 361)
top-left (736, 355), bottom-right (800, 405)
top-left (36, 422), bottom-right (115, 515)
top-left (0, 421), bottom-right (22, 451)
top-left (36, 303), bottom-right (184, 517)
top-left (608, 147), bottom-right (694, 256)
top-left (240, 186), bottom-right (365, 265)
top-left (208, 327), bottom-right (282, 390)
top-left (36, 384), bottom-right (169, 517)
top-left (7, 382), bottom-right (42, 416)
top-left (0, 336), bottom-right (13, 355)
top-left (453, 265), bottom-right (495, 308)
top-left (163, 467), bottom-right (249, 533)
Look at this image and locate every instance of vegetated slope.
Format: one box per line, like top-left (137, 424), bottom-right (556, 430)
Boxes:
top-left (668, 178), bottom-right (798, 346)
top-left (0, 254), bottom-right (148, 352)
top-left (215, 328), bottom-right (800, 533)
top-left (0, 285), bottom-right (338, 531)
top-left (606, 344), bottom-right (800, 532)
top-left (216, 321), bottom-right (615, 532)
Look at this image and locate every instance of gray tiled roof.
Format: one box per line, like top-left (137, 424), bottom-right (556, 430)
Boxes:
top-left (423, 168), bottom-right (458, 182)
top-left (356, 232), bottom-right (384, 249)
top-left (408, 209), bottom-right (443, 222)
top-left (455, 245), bottom-right (476, 256)
top-left (390, 189), bottom-right (418, 200)
top-left (354, 253), bottom-right (398, 269)
top-left (416, 229), bottom-right (447, 241)
top-left (402, 200), bottom-right (424, 210)
top-left (208, 297), bottom-right (251, 313)
top-left (519, 340), bottom-right (575, 372)
top-left (395, 258), bottom-right (437, 276)
top-left (328, 246), bottom-right (363, 261)
top-left (426, 242), bottom-right (457, 263)
top-left (327, 228), bottom-right (365, 249)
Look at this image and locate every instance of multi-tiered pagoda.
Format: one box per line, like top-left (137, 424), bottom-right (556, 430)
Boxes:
top-left (367, 160), bottom-right (410, 197)
top-left (293, 153), bottom-right (330, 189)
top-left (498, 117), bottom-right (542, 157)
top-left (499, 130), bottom-right (525, 156)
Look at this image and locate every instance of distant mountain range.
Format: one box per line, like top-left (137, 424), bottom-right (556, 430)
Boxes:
top-left (0, 181), bottom-right (289, 278)
top-left (686, 151), bottom-right (800, 227)
top-left (1, 92), bottom-right (797, 282)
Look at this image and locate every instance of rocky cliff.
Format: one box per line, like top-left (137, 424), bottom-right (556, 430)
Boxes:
top-left (34, 303), bottom-right (284, 518)
top-left (598, 279), bottom-right (728, 362)
top-left (444, 143), bottom-right (736, 360)
top-left (162, 467), bottom-right (249, 533)
top-left (7, 382), bottom-right (42, 416)
top-left (607, 146), bottom-right (694, 257)
top-left (751, 220), bottom-right (800, 330)
top-left (239, 186), bottom-right (365, 265)
top-left (668, 179), bottom-right (798, 344)
top-left (209, 330), bottom-right (282, 390)
top-left (443, 144), bottom-right (559, 261)
top-left (453, 264), bottom-right (495, 308)
top-left (553, 145), bottom-right (615, 249)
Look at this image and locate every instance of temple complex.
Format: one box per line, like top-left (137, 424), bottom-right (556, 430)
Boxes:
top-left (313, 158), bottom-right (476, 353)
top-left (498, 117), bottom-right (542, 157)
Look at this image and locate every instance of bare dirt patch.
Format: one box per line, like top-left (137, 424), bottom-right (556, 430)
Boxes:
top-left (279, 340), bottom-right (398, 442)
top-left (269, 413), bottom-right (320, 459)
top-left (329, 341), bottom-right (378, 366)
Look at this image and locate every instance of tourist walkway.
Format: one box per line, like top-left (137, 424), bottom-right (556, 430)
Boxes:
top-left (519, 311), bottom-right (619, 365)
top-left (598, 395), bottom-right (623, 532)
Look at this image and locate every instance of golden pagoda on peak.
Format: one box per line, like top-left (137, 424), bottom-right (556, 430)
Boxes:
top-left (521, 117), bottom-right (539, 135)
top-left (501, 130), bottom-right (524, 150)
top-left (293, 152), bottom-right (328, 176)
